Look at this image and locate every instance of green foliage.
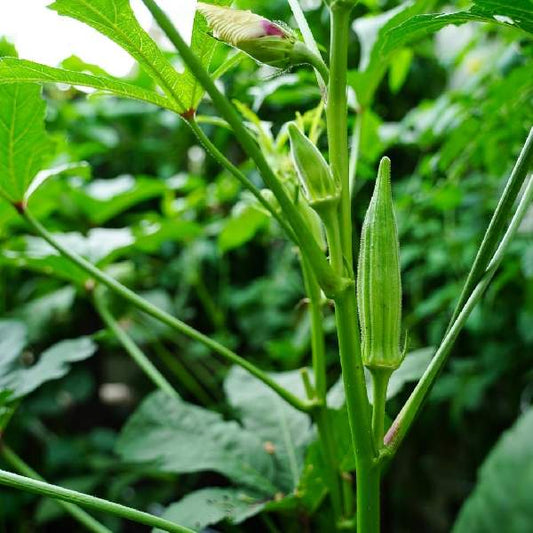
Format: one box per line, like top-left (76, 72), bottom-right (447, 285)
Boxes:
top-left (0, 0), bottom-right (531, 531)
top-left (453, 407), bottom-right (533, 533)
top-left (156, 487), bottom-right (265, 532)
top-left (116, 390), bottom-right (279, 493)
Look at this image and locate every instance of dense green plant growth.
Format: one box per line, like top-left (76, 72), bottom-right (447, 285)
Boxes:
top-left (0, 0), bottom-right (532, 532)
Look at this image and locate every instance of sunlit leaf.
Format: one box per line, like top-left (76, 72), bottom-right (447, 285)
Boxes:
top-left (0, 58), bottom-right (179, 112)
top-left (0, 84), bottom-right (52, 204)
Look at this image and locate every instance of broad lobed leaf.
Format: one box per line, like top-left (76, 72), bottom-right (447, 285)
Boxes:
top-left (115, 390), bottom-right (279, 494)
top-left (50, 0), bottom-right (189, 111)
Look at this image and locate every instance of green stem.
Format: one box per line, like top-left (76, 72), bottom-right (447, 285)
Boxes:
top-left (141, 0), bottom-right (345, 298)
top-left (334, 288), bottom-right (377, 531)
top-left (187, 119), bottom-right (297, 241)
top-left (326, 3), bottom-right (378, 530)
top-left (93, 288), bottom-right (179, 400)
top-left (0, 469), bottom-right (193, 533)
top-left (322, 205), bottom-right (344, 275)
top-left (349, 110), bottom-right (364, 198)
top-left (327, 4), bottom-right (352, 267)
top-left (384, 171), bottom-right (533, 457)
top-left (447, 127), bottom-right (533, 332)
top-left (151, 340), bottom-right (215, 405)
top-left (301, 259), bottom-right (343, 522)
top-left (356, 463), bottom-right (381, 533)
top-left (0, 445), bottom-right (111, 533)
top-left (370, 369), bottom-right (391, 452)
top-left (20, 209), bottom-right (313, 414)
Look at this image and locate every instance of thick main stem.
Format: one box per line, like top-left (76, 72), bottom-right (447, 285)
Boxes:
top-left (326, 3), bottom-right (379, 531)
top-left (327, 5), bottom-right (352, 265)
top-left (335, 289), bottom-right (378, 532)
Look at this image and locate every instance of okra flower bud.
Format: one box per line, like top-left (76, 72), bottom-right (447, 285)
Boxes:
top-left (357, 157), bottom-right (403, 371)
top-left (288, 124), bottom-right (340, 216)
top-left (197, 3), bottom-right (317, 70)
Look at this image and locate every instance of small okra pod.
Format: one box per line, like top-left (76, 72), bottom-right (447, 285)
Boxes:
top-left (357, 156), bottom-right (403, 372)
top-left (288, 123), bottom-right (340, 217)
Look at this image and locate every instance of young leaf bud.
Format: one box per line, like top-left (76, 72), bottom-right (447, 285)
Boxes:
top-left (288, 123), bottom-right (340, 216)
top-left (197, 3), bottom-right (317, 70)
top-left (357, 156), bottom-right (403, 371)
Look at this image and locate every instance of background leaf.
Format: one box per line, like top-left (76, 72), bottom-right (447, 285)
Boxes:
top-left (453, 407), bottom-right (533, 533)
top-left (155, 487), bottom-right (265, 532)
top-left (0, 320), bottom-right (97, 400)
top-left (224, 367), bottom-right (313, 493)
top-left (115, 390), bottom-right (278, 494)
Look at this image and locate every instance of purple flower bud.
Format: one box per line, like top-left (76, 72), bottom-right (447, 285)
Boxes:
top-left (197, 3), bottom-right (314, 70)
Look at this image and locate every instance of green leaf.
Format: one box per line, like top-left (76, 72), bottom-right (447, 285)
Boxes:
top-left (0, 320), bottom-right (97, 400)
top-left (453, 407), bottom-right (533, 533)
top-left (155, 487), bottom-right (265, 532)
top-left (0, 83), bottom-right (52, 204)
top-left (388, 47), bottom-right (413, 93)
top-left (116, 391), bottom-right (278, 494)
top-left (182, 0), bottom-right (233, 111)
top-left (1, 228), bottom-right (135, 284)
top-left (49, 0), bottom-right (232, 114)
top-left (224, 367), bottom-right (313, 493)
top-left (219, 204), bottom-right (269, 252)
top-left (0, 58), bottom-right (179, 112)
top-left (71, 174), bottom-right (167, 224)
top-left (350, 1), bottom-right (430, 106)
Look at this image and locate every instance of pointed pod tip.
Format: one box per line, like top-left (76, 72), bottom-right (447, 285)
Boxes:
top-left (378, 156), bottom-right (391, 177)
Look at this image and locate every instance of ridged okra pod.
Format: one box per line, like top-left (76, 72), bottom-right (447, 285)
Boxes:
top-left (357, 156), bottom-right (403, 372)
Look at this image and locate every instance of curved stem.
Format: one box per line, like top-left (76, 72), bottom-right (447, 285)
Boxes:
top-left (187, 119), bottom-right (297, 241)
top-left (93, 288), bottom-right (179, 400)
top-left (141, 0), bottom-right (345, 298)
top-left (20, 209), bottom-right (314, 414)
top-left (384, 171), bottom-right (533, 457)
top-left (0, 469), bottom-right (193, 533)
top-left (0, 445), bottom-right (111, 533)
top-left (447, 127), bottom-right (533, 332)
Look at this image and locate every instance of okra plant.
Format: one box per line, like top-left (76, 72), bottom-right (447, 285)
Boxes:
top-left (0, 0), bottom-right (532, 532)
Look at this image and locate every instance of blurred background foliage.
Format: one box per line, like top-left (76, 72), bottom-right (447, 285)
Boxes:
top-left (0, 0), bottom-right (532, 531)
